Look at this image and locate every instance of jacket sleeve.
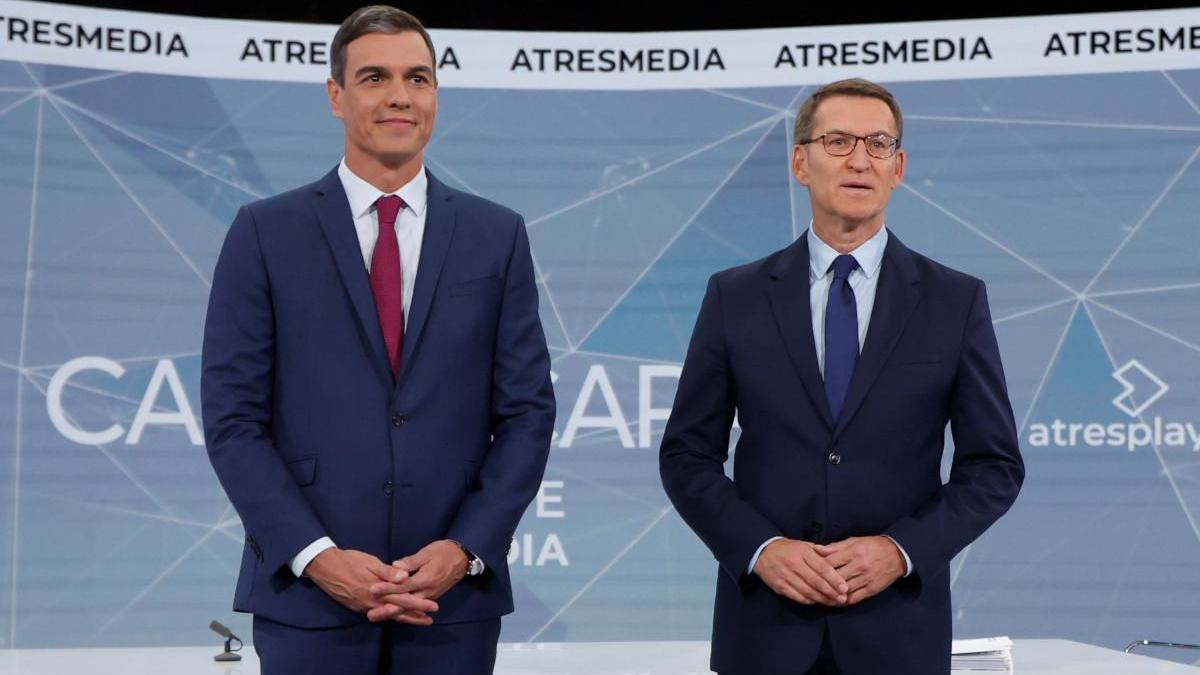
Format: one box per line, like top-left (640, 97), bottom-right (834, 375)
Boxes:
top-left (660, 274), bottom-right (783, 585)
top-left (884, 280), bottom-right (1025, 578)
top-left (445, 216), bottom-right (556, 570)
top-left (201, 205), bottom-right (328, 575)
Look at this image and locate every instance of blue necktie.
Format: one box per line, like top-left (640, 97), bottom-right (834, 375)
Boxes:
top-left (824, 254), bottom-right (860, 422)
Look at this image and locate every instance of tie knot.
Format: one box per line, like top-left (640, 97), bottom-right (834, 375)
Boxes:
top-left (375, 195), bottom-right (404, 226)
top-left (830, 254), bottom-right (859, 281)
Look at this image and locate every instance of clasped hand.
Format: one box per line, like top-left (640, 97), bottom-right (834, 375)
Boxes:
top-left (752, 536), bottom-right (905, 607)
top-left (305, 540), bottom-right (469, 625)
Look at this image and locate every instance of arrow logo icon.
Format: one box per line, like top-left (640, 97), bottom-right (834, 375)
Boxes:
top-left (1111, 359), bottom-right (1169, 418)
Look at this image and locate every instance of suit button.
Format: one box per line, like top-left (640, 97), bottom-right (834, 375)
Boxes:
top-left (391, 414), bottom-right (406, 427)
top-left (828, 451), bottom-right (842, 465)
top-left (811, 521), bottom-right (824, 533)
top-left (383, 480), bottom-right (394, 496)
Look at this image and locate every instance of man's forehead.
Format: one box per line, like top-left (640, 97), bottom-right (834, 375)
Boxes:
top-left (812, 95), bottom-right (897, 132)
top-left (345, 31), bottom-right (434, 68)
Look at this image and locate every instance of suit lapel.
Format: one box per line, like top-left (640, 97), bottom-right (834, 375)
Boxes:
top-left (396, 171), bottom-right (457, 388)
top-left (767, 233), bottom-right (834, 431)
top-left (312, 167), bottom-right (391, 386)
top-left (833, 233), bottom-right (921, 440)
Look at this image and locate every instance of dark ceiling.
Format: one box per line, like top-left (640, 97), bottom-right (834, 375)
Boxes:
top-left (40, 1), bottom-right (1200, 31)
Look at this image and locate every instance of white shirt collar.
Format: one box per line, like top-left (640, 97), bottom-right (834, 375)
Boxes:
top-left (808, 224), bottom-right (888, 280)
top-left (337, 158), bottom-right (429, 220)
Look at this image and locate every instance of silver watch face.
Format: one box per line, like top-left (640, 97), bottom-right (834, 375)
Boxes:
top-left (467, 557), bottom-right (484, 576)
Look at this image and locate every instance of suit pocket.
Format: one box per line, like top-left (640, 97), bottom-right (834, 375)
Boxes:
top-left (287, 456), bottom-right (317, 486)
top-left (463, 460), bottom-right (482, 490)
top-left (889, 358), bottom-right (942, 366)
top-left (888, 352), bottom-right (942, 366)
top-left (449, 276), bottom-right (501, 297)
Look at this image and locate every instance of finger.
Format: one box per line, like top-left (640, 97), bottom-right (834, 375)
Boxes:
top-left (847, 578), bottom-right (883, 605)
top-left (847, 587), bottom-right (871, 605)
top-left (369, 581), bottom-right (416, 596)
top-left (802, 550), bottom-right (849, 593)
top-left (836, 554), bottom-right (867, 581)
top-left (823, 547), bottom-right (857, 570)
top-left (795, 559), bottom-right (845, 604)
top-left (816, 554), bottom-right (854, 590)
top-left (845, 570), bottom-right (872, 594)
top-left (403, 565), bottom-right (443, 592)
top-left (785, 558), bottom-right (842, 605)
top-left (369, 560), bottom-right (406, 583)
top-left (776, 577), bottom-right (817, 605)
top-left (367, 604), bottom-right (433, 624)
top-left (367, 603), bottom-right (401, 623)
top-left (814, 540), bottom-right (848, 555)
top-left (392, 556), bottom-right (420, 573)
top-left (392, 610), bottom-right (434, 626)
top-left (760, 570), bottom-right (809, 605)
top-left (792, 576), bottom-right (840, 606)
top-left (844, 554), bottom-right (886, 589)
top-left (378, 593), bottom-right (439, 614)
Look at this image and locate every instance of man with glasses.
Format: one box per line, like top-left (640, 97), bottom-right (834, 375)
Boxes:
top-left (660, 78), bottom-right (1024, 674)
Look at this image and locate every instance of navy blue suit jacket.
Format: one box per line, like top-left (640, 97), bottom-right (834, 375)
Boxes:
top-left (201, 168), bottom-right (555, 629)
top-left (660, 231), bottom-right (1023, 674)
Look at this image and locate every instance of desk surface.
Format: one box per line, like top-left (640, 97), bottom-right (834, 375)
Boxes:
top-left (0, 639), bottom-right (1194, 673)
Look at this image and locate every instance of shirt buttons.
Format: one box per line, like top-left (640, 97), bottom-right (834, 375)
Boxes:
top-left (828, 451), bottom-right (842, 465)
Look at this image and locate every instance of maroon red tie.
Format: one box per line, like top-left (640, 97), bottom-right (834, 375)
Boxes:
top-left (370, 195), bottom-right (405, 379)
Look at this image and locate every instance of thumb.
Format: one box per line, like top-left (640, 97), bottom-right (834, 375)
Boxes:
top-left (392, 555), bottom-right (421, 572)
top-left (370, 559), bottom-right (405, 583)
top-left (814, 542), bottom-right (843, 555)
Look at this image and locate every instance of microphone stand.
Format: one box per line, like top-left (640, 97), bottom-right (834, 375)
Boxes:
top-left (215, 634), bottom-right (243, 662)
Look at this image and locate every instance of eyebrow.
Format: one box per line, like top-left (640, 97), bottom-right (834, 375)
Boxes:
top-left (824, 128), bottom-right (894, 136)
top-left (353, 65), bottom-right (388, 80)
top-left (353, 64), bottom-right (435, 81)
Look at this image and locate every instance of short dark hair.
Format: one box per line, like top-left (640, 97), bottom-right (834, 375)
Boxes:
top-left (330, 5), bottom-right (437, 86)
top-left (794, 78), bottom-right (903, 144)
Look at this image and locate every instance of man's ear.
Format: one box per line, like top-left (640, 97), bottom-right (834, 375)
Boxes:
top-left (792, 144), bottom-right (811, 186)
top-left (889, 148), bottom-right (906, 189)
top-left (327, 78), bottom-right (344, 120)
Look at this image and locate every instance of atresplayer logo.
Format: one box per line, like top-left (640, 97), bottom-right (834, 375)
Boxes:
top-left (1112, 359), bottom-right (1169, 418)
top-left (1027, 359), bottom-right (1200, 452)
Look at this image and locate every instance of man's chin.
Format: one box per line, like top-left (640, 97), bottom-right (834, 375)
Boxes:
top-left (832, 208), bottom-right (885, 226)
top-left (368, 148), bottom-right (422, 169)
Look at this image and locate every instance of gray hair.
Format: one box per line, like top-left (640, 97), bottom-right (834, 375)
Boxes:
top-left (794, 78), bottom-right (903, 144)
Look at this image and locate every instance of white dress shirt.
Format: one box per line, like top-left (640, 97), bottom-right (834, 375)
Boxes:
top-left (748, 225), bottom-right (913, 578)
top-left (341, 158), bottom-right (429, 325)
top-left (287, 160), bottom-right (429, 578)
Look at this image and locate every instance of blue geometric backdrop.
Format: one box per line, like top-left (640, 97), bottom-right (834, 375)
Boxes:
top-left (1, 56), bottom-right (1199, 664)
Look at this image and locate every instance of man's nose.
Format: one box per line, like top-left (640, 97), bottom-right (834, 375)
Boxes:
top-left (846, 138), bottom-right (872, 169)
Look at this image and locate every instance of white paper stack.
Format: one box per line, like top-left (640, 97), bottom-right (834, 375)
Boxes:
top-left (951, 636), bottom-right (1014, 673)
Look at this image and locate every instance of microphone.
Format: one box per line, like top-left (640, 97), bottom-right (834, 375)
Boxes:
top-left (209, 620), bottom-right (243, 662)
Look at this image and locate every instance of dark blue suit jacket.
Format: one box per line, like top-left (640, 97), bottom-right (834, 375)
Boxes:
top-left (660, 231), bottom-right (1023, 674)
top-left (201, 167), bottom-right (555, 629)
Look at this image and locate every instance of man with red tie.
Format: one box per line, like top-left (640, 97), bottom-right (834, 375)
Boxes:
top-left (201, 6), bottom-right (555, 673)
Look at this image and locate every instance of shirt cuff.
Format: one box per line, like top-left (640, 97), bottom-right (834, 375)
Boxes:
top-left (290, 537), bottom-right (336, 577)
top-left (882, 535), bottom-right (913, 577)
top-left (748, 536), bottom-right (784, 574)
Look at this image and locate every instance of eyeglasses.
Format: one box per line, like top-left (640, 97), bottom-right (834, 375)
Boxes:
top-left (798, 133), bottom-right (900, 159)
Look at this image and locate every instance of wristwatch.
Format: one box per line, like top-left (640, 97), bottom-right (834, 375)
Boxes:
top-left (450, 540), bottom-right (485, 576)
